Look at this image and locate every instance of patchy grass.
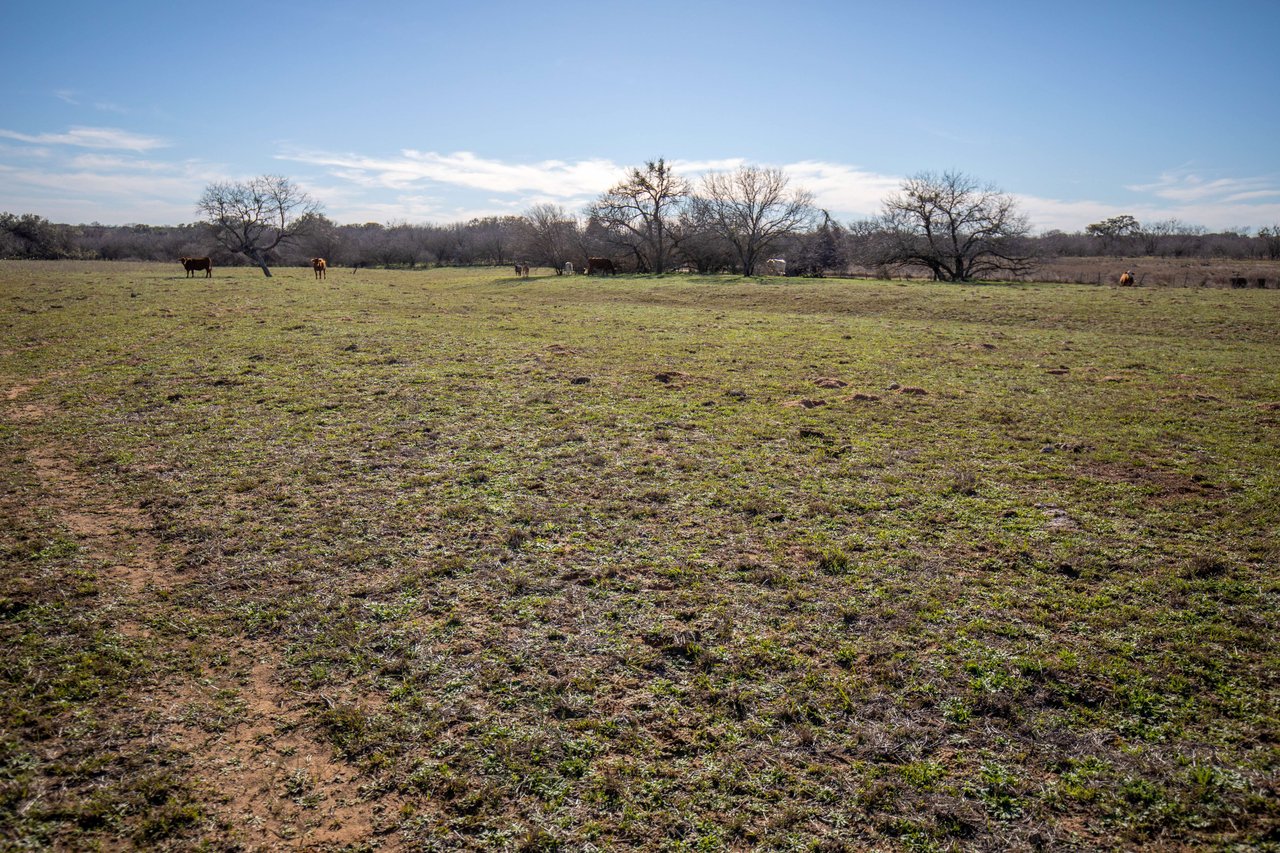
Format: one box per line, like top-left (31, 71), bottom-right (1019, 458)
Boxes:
top-left (1, 261), bottom-right (1277, 849)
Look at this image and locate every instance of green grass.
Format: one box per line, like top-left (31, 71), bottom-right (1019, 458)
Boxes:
top-left (1, 261), bottom-right (1278, 849)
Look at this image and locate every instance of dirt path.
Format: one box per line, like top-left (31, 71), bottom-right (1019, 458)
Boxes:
top-left (3, 378), bottom-right (391, 849)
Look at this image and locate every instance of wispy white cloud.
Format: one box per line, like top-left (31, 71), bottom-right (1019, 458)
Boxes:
top-left (3, 165), bottom-right (215, 199)
top-left (0, 126), bottom-right (167, 152)
top-left (0, 143), bottom-right (53, 159)
top-left (68, 153), bottom-right (190, 171)
top-left (6, 132), bottom-right (1280, 231)
top-left (0, 155), bottom-right (227, 224)
top-left (1125, 167), bottom-right (1280, 204)
top-left (281, 148), bottom-right (904, 221)
top-left (278, 148), bottom-right (625, 197)
top-left (1015, 192), bottom-right (1280, 233)
top-left (670, 157), bottom-right (747, 174)
top-left (778, 161), bottom-right (902, 219)
top-left (1013, 195), bottom-right (1140, 233)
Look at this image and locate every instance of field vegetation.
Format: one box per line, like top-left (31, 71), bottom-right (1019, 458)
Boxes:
top-left (1, 261), bottom-right (1277, 850)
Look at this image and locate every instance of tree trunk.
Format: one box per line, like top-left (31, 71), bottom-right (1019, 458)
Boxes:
top-left (245, 248), bottom-right (272, 277)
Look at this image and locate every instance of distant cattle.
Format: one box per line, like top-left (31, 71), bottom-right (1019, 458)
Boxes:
top-left (180, 257), bottom-right (212, 278)
top-left (521, 263), bottom-right (530, 278)
top-left (311, 258), bottom-right (327, 280)
top-left (1119, 270), bottom-right (1134, 286)
top-left (586, 257), bottom-right (616, 276)
top-left (564, 261), bottom-right (575, 276)
top-left (1229, 276), bottom-right (1248, 288)
top-left (765, 258), bottom-right (787, 276)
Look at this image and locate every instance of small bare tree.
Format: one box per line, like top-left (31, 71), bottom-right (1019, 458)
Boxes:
top-left (197, 175), bottom-right (322, 277)
top-left (1258, 224), bottom-right (1280, 260)
top-left (521, 203), bottom-right (581, 270)
top-left (696, 166), bottom-right (815, 276)
top-left (876, 171), bottom-right (1034, 281)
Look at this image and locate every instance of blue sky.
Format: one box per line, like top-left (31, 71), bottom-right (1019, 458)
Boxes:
top-left (3, 0), bottom-right (1277, 232)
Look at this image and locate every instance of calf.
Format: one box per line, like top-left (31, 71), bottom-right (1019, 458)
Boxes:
top-left (180, 257), bottom-right (213, 278)
top-left (311, 258), bottom-right (327, 280)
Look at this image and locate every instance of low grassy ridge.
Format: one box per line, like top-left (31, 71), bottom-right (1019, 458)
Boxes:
top-left (1, 261), bottom-right (1277, 850)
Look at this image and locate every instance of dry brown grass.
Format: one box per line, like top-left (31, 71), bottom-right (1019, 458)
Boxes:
top-left (1033, 256), bottom-right (1279, 288)
top-left (843, 257), bottom-right (1280, 288)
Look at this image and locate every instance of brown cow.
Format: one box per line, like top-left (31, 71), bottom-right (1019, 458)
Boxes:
top-left (1119, 270), bottom-right (1134, 286)
top-left (311, 258), bottom-right (327, 280)
top-left (586, 257), bottom-right (616, 275)
top-left (180, 257), bottom-right (213, 278)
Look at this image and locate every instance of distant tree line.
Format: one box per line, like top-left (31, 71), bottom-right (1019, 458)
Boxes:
top-left (4, 168), bottom-right (1279, 276)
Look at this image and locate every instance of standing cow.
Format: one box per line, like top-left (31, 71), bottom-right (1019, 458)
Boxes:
top-left (586, 257), bottom-right (616, 276)
top-left (311, 258), bottom-right (327, 280)
top-left (180, 257), bottom-right (213, 278)
top-left (1119, 270), bottom-right (1134, 286)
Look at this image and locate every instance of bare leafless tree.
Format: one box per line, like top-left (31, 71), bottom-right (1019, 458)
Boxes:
top-left (297, 213), bottom-right (340, 265)
top-left (696, 166), bottom-right (815, 276)
top-left (521, 203), bottom-right (581, 270)
top-left (877, 171), bottom-right (1034, 281)
top-left (1259, 224), bottom-right (1280, 260)
top-left (197, 175), bottom-right (322, 277)
top-left (587, 159), bottom-right (688, 274)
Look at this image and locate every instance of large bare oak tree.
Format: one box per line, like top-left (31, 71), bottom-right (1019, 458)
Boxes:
top-left (587, 159), bottom-right (689, 274)
top-left (695, 166), bottom-right (814, 276)
top-left (197, 175), bottom-right (322, 277)
top-left (876, 171), bottom-right (1034, 281)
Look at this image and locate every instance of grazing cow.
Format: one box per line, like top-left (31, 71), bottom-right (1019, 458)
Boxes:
top-left (180, 257), bottom-right (213, 278)
top-left (1119, 270), bottom-right (1134, 286)
top-left (564, 261), bottom-right (574, 276)
top-left (765, 258), bottom-right (787, 276)
top-left (586, 257), bottom-right (617, 276)
top-left (311, 258), bottom-right (327, 280)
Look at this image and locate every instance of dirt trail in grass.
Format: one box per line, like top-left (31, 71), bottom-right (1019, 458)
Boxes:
top-left (3, 379), bottom-right (385, 849)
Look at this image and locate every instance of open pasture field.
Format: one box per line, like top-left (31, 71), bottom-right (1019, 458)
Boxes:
top-left (1, 261), bottom-right (1277, 850)
top-left (1030, 257), bottom-right (1280, 290)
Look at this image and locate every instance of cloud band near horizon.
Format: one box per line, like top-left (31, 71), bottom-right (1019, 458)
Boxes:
top-left (1, 125), bottom-right (1278, 231)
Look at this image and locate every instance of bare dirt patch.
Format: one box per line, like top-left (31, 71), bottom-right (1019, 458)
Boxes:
top-left (25, 447), bottom-right (159, 596)
top-left (1079, 460), bottom-right (1212, 500)
top-left (157, 644), bottom-right (393, 850)
top-left (3, 380), bottom-right (385, 850)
